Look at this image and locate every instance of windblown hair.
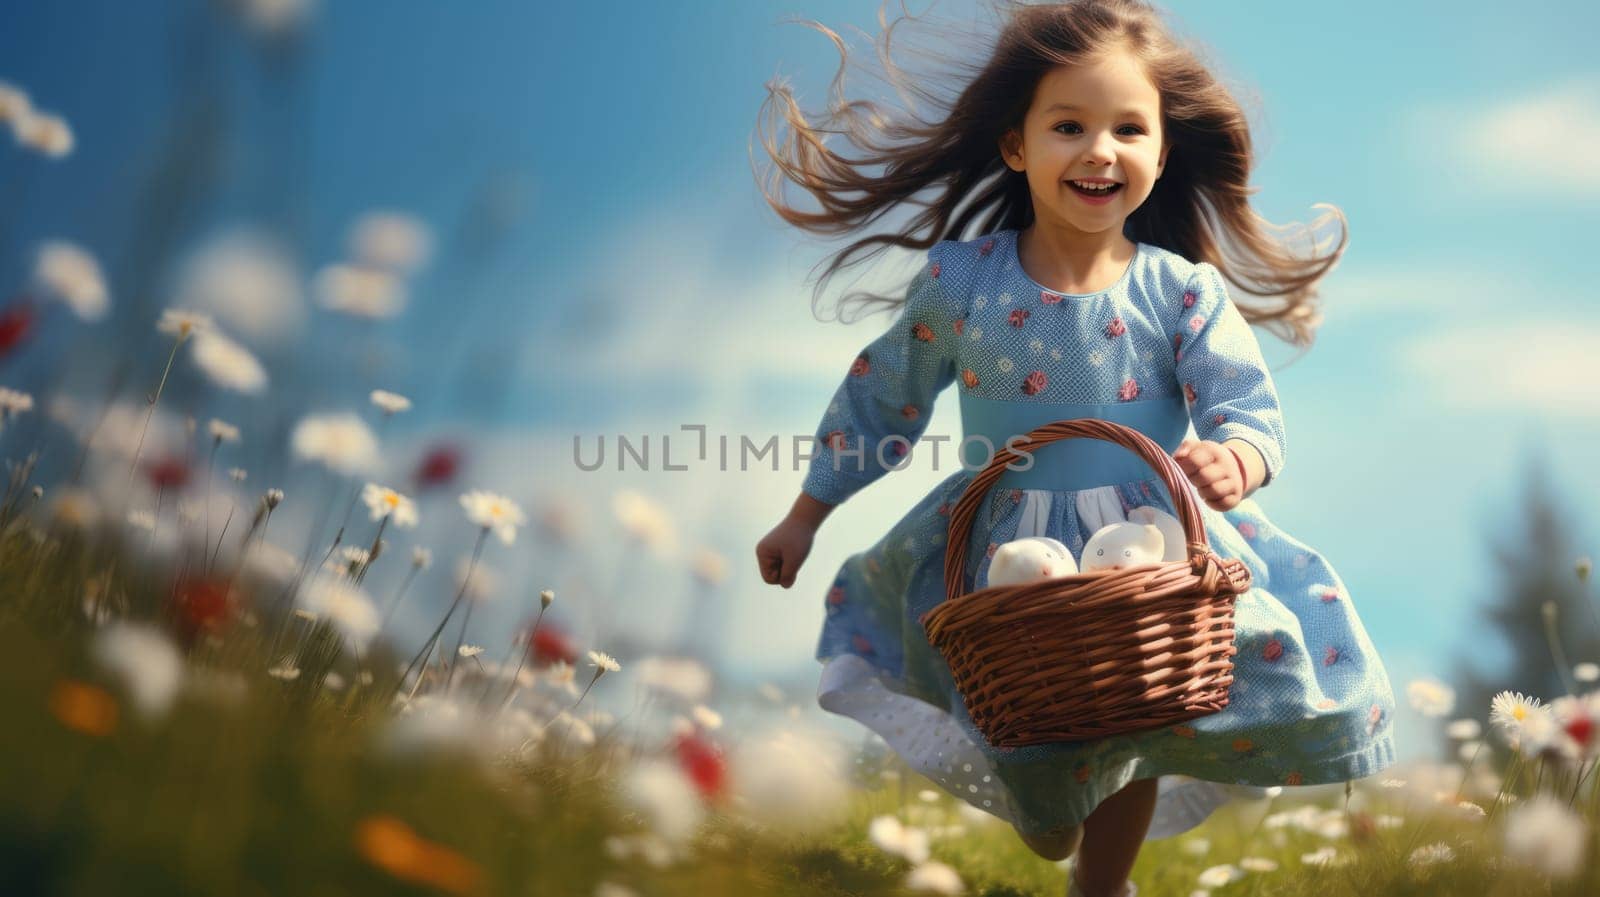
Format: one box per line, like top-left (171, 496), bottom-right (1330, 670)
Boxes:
top-left (753, 0), bottom-right (1346, 347)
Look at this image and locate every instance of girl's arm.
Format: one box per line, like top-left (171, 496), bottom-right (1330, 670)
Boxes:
top-left (1174, 261), bottom-right (1288, 490)
top-left (798, 251), bottom-right (963, 507)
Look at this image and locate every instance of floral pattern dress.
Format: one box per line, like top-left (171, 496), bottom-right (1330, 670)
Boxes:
top-left (804, 229), bottom-right (1396, 838)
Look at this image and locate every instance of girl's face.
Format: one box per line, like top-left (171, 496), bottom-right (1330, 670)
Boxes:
top-left (1000, 51), bottom-right (1169, 241)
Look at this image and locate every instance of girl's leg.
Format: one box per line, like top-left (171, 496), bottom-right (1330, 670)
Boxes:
top-left (1071, 777), bottom-right (1158, 897)
top-left (1014, 822), bottom-right (1083, 861)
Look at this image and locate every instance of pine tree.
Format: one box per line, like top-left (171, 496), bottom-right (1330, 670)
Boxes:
top-left (1451, 452), bottom-right (1597, 764)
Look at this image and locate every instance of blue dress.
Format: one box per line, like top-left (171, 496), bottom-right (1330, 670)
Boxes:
top-left (804, 229), bottom-right (1397, 838)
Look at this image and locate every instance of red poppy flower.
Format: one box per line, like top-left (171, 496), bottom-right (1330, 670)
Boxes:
top-left (172, 577), bottom-right (232, 642)
top-left (911, 322), bottom-right (935, 342)
top-left (1040, 291), bottom-right (1061, 305)
top-left (145, 456), bottom-right (189, 491)
top-left (929, 262), bottom-right (941, 279)
top-left (1324, 646), bottom-right (1340, 666)
top-left (0, 300), bottom-right (35, 358)
top-left (961, 369), bottom-right (979, 389)
top-left (1263, 638), bottom-right (1283, 661)
top-left (1008, 308), bottom-right (1030, 328)
top-left (528, 623), bottom-right (578, 668)
top-left (1183, 290), bottom-right (1197, 308)
top-left (674, 731), bottom-right (727, 801)
top-left (414, 443), bottom-right (464, 488)
top-left (1118, 378), bottom-right (1140, 401)
top-left (1104, 317), bottom-right (1126, 338)
top-left (1021, 370), bottom-right (1048, 396)
top-left (979, 239), bottom-right (996, 257)
top-left (901, 404), bottom-right (919, 421)
top-left (849, 355), bottom-right (871, 377)
top-left (953, 318), bottom-right (965, 336)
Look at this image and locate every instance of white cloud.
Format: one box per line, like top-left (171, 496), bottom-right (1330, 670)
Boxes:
top-left (1397, 324), bottom-right (1600, 416)
top-left (1413, 78), bottom-right (1600, 196)
top-left (1321, 263), bottom-right (1524, 317)
top-left (525, 204), bottom-right (927, 407)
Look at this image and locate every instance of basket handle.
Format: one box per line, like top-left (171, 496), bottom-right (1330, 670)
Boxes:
top-left (942, 418), bottom-right (1214, 604)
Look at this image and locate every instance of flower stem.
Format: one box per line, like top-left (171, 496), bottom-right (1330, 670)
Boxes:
top-left (395, 527), bottom-right (489, 699)
top-left (126, 333), bottom-right (184, 490)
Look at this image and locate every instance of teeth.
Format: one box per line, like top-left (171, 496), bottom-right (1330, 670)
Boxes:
top-left (1072, 180), bottom-right (1118, 192)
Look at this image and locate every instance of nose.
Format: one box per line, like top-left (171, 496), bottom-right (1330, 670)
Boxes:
top-left (1082, 129), bottom-right (1117, 167)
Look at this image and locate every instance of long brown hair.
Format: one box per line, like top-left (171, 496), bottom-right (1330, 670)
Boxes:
top-left (753, 0), bottom-right (1345, 347)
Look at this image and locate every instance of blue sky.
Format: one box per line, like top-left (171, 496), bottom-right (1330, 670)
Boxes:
top-left (3, 0), bottom-right (1599, 766)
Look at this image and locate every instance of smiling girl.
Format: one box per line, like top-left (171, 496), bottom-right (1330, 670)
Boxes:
top-left (752, 3), bottom-right (1396, 895)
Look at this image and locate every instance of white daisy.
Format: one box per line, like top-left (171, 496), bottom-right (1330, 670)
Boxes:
top-left (868, 814), bottom-right (930, 864)
top-left (460, 489), bottom-right (525, 544)
top-left (349, 211), bottom-right (432, 274)
top-left (14, 110), bottom-right (73, 157)
top-left (34, 242), bottom-right (109, 321)
top-left (1238, 856), bottom-right (1278, 873)
top-left (298, 575), bottom-right (380, 652)
top-left (588, 650), bottom-right (621, 674)
top-left (457, 644), bottom-right (484, 658)
top-left (0, 387), bottom-right (34, 416)
top-left (1503, 795), bottom-right (1588, 879)
top-left (1087, 349), bottom-right (1106, 367)
top-left (0, 81), bottom-right (28, 122)
top-left (996, 357), bottom-right (1014, 373)
top-left (1445, 718), bottom-right (1481, 740)
top-left (1490, 690), bottom-right (1548, 750)
top-left (191, 330), bottom-right (269, 394)
top-left (612, 489), bottom-right (676, 555)
top-left (314, 263), bottom-right (405, 318)
top-left (172, 230), bottom-right (303, 344)
top-left (1406, 678), bottom-right (1455, 718)
top-left (905, 861), bottom-right (964, 894)
top-left (635, 656), bottom-right (711, 703)
top-left (1406, 842), bottom-right (1455, 869)
top-left (208, 419), bottom-right (241, 443)
top-left (691, 548), bottom-right (728, 586)
top-left (92, 623), bottom-right (183, 719)
top-left (157, 308), bottom-right (212, 339)
top-left (1196, 864), bottom-right (1244, 888)
top-left (369, 389), bottom-right (412, 415)
top-left (411, 546), bottom-right (432, 569)
top-left (691, 705), bottom-right (722, 730)
top-left (361, 482), bottom-right (418, 528)
top-left (1029, 338), bottom-right (1044, 354)
top-left (291, 413), bottom-right (379, 475)
top-left (1575, 662), bottom-right (1599, 684)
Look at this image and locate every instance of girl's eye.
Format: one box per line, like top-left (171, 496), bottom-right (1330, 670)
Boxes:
top-left (1054, 123), bottom-right (1145, 136)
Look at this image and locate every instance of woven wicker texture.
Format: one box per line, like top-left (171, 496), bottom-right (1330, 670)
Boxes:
top-left (920, 418), bottom-right (1251, 747)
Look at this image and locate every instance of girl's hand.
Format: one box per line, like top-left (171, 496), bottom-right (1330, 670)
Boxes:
top-left (1173, 438), bottom-right (1245, 512)
top-left (756, 517), bottom-right (817, 589)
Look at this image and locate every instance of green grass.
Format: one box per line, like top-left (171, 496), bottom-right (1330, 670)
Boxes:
top-left (0, 519), bottom-right (1595, 897)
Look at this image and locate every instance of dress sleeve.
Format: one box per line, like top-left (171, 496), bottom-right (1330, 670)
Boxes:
top-left (800, 252), bottom-right (962, 506)
top-left (1173, 261), bottom-right (1288, 487)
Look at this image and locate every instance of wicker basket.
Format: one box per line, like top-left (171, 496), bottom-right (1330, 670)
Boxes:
top-left (917, 418), bottom-right (1252, 748)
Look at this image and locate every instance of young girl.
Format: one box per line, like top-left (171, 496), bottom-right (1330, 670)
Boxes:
top-left (753, 2), bottom-right (1396, 895)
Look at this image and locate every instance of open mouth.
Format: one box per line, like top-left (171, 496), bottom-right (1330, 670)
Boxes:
top-left (1068, 181), bottom-right (1123, 197)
